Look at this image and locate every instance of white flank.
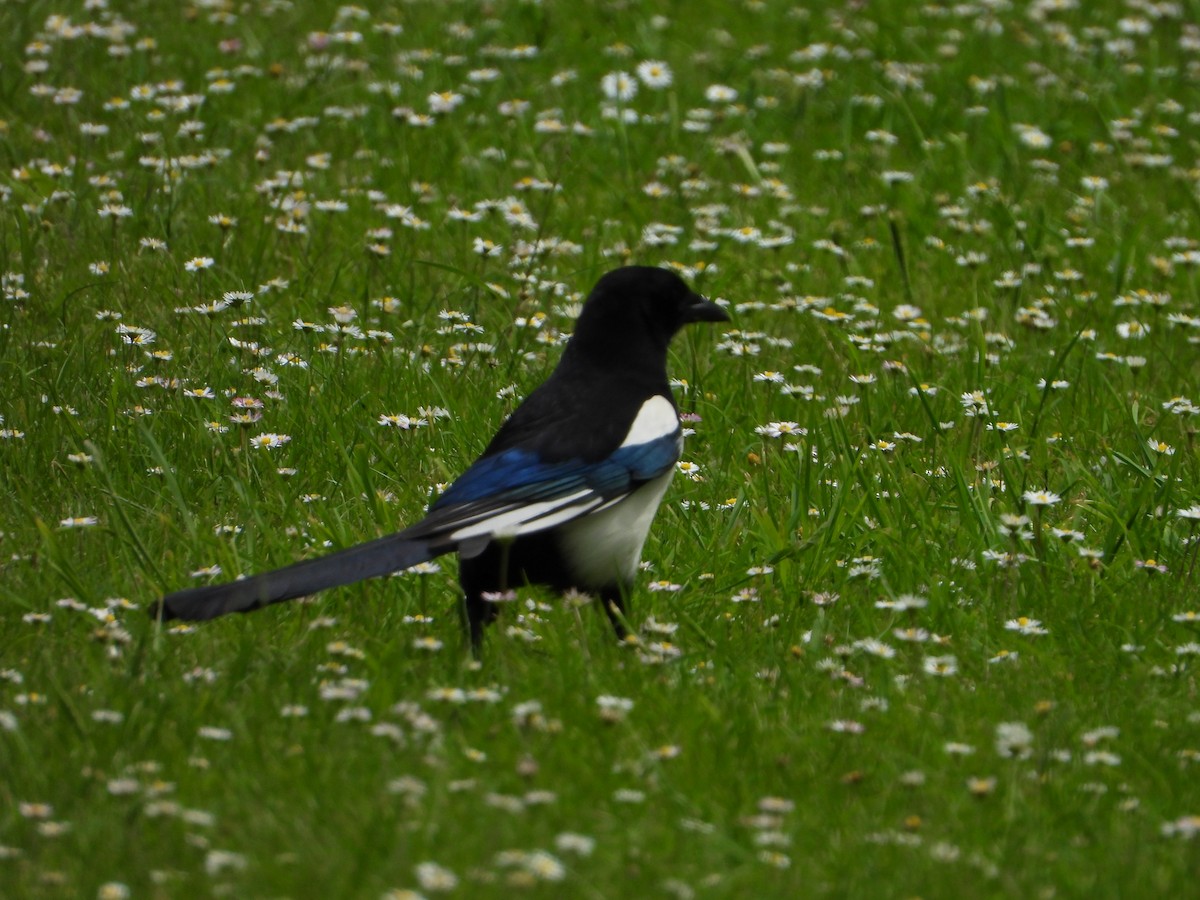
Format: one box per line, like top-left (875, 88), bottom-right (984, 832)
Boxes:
top-left (619, 395), bottom-right (679, 448)
top-left (557, 469), bottom-right (675, 587)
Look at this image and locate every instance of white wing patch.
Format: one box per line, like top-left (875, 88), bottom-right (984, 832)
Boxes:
top-left (619, 395), bottom-right (679, 448)
top-left (449, 489), bottom-right (596, 541)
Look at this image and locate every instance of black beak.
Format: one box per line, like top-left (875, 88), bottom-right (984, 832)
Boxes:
top-left (683, 293), bottom-right (730, 324)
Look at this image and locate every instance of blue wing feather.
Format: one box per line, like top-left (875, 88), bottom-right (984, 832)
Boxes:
top-left (434, 430), bottom-right (680, 508)
top-left (412, 429), bottom-right (682, 541)
top-left (608, 432), bottom-right (683, 481)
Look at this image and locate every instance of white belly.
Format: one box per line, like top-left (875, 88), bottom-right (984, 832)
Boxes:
top-left (556, 469), bottom-right (675, 588)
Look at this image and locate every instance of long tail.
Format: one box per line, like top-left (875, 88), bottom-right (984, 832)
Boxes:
top-left (153, 531), bottom-right (453, 622)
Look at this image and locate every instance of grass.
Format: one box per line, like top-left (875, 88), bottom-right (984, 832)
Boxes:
top-left (2, 0), bottom-right (1200, 896)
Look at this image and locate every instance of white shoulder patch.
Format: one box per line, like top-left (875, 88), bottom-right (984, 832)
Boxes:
top-left (619, 395), bottom-right (679, 448)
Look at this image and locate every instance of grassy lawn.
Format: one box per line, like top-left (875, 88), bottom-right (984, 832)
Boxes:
top-left (2, 0), bottom-right (1199, 896)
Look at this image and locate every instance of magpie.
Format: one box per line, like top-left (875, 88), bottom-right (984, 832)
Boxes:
top-left (155, 266), bottom-right (728, 647)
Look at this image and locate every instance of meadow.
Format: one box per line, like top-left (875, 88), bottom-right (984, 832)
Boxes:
top-left (2, 0), bottom-right (1199, 896)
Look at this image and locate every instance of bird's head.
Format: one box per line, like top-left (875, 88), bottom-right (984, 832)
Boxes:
top-left (569, 266), bottom-right (729, 365)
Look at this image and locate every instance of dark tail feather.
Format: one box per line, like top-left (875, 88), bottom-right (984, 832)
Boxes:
top-left (153, 531), bottom-right (451, 622)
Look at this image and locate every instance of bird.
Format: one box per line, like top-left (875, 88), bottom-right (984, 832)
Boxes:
top-left (154, 265), bottom-right (729, 648)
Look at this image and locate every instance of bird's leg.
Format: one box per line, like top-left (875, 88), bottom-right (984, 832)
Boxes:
top-left (462, 585), bottom-right (502, 655)
top-left (496, 538), bottom-right (513, 592)
top-left (600, 586), bottom-right (630, 641)
top-left (463, 593), bottom-right (491, 656)
top-left (460, 538), bottom-right (514, 654)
